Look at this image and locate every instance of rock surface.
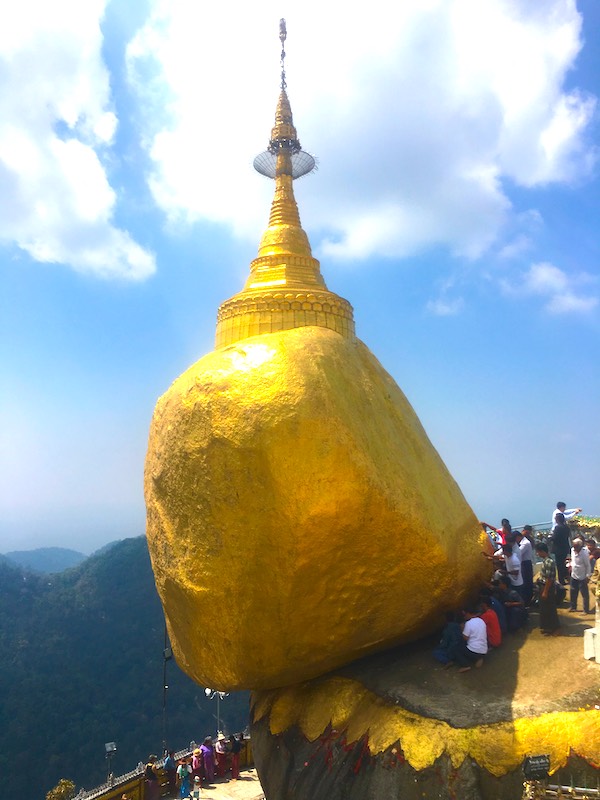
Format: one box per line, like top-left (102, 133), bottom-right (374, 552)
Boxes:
top-left (250, 607), bottom-right (600, 799)
top-left (145, 326), bottom-right (490, 691)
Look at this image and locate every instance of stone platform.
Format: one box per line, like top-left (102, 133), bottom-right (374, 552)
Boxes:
top-left (251, 604), bottom-right (600, 800)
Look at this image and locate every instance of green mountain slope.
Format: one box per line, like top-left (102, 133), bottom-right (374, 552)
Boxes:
top-left (3, 546), bottom-right (87, 573)
top-left (0, 536), bottom-right (249, 800)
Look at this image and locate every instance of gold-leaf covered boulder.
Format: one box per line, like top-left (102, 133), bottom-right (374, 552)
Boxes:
top-left (144, 56), bottom-right (490, 692)
top-left (145, 324), bottom-right (490, 690)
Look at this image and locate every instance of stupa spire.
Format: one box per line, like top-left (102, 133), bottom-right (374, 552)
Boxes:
top-left (215, 20), bottom-right (354, 349)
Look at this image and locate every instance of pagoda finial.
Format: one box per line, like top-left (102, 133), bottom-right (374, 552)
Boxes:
top-left (279, 18), bottom-right (287, 90)
top-left (214, 21), bottom-right (355, 349)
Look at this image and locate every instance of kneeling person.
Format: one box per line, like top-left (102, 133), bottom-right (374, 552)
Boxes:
top-left (456, 608), bottom-right (488, 672)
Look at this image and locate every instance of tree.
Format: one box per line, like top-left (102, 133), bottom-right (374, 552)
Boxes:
top-left (46, 778), bottom-right (75, 800)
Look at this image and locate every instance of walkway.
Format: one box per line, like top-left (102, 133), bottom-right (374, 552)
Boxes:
top-left (196, 768), bottom-right (264, 800)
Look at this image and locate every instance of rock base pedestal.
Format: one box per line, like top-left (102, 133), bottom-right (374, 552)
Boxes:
top-left (250, 611), bottom-right (600, 799)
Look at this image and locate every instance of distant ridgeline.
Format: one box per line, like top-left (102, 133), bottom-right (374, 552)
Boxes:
top-left (0, 536), bottom-right (250, 800)
top-left (2, 546), bottom-right (88, 573)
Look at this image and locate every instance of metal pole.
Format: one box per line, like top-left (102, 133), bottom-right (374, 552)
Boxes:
top-left (162, 623), bottom-right (171, 753)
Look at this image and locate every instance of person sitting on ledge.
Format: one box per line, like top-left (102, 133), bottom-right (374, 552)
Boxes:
top-left (451, 607), bottom-right (488, 673)
top-left (479, 596), bottom-right (502, 648)
top-left (481, 587), bottom-right (507, 634)
top-left (432, 611), bottom-right (464, 665)
top-left (494, 576), bottom-right (527, 632)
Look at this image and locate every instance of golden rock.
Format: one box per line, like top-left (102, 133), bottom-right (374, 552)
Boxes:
top-left (145, 324), bottom-right (490, 690)
top-left (144, 31), bottom-right (491, 691)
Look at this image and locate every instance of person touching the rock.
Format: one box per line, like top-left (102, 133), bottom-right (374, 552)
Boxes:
top-left (552, 502), bottom-right (582, 530)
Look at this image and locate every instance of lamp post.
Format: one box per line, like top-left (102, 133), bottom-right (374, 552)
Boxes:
top-left (204, 688), bottom-right (229, 735)
top-left (104, 742), bottom-right (117, 784)
top-left (162, 624), bottom-right (173, 754)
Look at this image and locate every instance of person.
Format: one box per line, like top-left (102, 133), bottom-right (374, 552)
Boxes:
top-left (215, 732), bottom-right (228, 779)
top-left (189, 775), bottom-right (202, 799)
top-left (550, 512), bottom-right (571, 585)
top-left (586, 539), bottom-right (598, 570)
top-left (479, 597), bottom-right (502, 648)
top-left (164, 750), bottom-right (177, 797)
top-left (500, 543), bottom-right (523, 596)
top-left (481, 519), bottom-right (512, 546)
top-left (144, 755), bottom-right (160, 800)
top-left (454, 608), bottom-right (488, 673)
top-left (522, 524), bottom-right (535, 543)
top-left (535, 542), bottom-right (559, 635)
top-left (495, 576), bottom-right (527, 632)
top-left (552, 502), bottom-right (581, 530)
top-left (177, 757), bottom-right (192, 798)
top-left (482, 539), bottom-right (521, 590)
top-left (590, 556), bottom-right (600, 623)
top-left (191, 748), bottom-right (202, 783)
top-left (432, 612), bottom-right (464, 665)
top-left (568, 537), bottom-right (592, 614)
top-left (200, 736), bottom-right (215, 782)
top-left (482, 587), bottom-right (507, 634)
top-left (229, 733), bottom-right (243, 780)
top-left (515, 530), bottom-right (534, 605)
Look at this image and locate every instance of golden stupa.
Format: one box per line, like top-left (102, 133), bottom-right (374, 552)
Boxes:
top-left (144, 21), bottom-right (491, 692)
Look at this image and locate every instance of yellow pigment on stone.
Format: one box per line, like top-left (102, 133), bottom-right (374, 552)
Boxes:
top-left (145, 325), bottom-right (490, 690)
top-left (251, 677), bottom-right (600, 776)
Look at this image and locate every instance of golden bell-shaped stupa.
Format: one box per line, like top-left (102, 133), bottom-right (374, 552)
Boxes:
top-left (215, 21), bottom-right (354, 348)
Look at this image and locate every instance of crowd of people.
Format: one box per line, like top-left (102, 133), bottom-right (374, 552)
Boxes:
top-left (143, 732), bottom-right (246, 799)
top-left (433, 501), bottom-right (599, 671)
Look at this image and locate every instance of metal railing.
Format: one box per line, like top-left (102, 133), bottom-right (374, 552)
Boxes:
top-left (73, 739), bottom-right (253, 800)
top-left (523, 781), bottom-right (600, 798)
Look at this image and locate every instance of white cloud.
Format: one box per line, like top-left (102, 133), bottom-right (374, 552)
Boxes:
top-left (0, 0), bottom-right (155, 280)
top-left (126, 0), bottom-right (596, 264)
top-left (514, 262), bottom-right (598, 313)
top-left (426, 297), bottom-right (465, 316)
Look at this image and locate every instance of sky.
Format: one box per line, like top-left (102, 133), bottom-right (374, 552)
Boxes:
top-left (1, 0), bottom-right (598, 554)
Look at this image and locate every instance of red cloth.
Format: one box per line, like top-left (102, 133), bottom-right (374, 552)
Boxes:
top-left (481, 608), bottom-right (502, 648)
top-left (231, 753), bottom-right (240, 780)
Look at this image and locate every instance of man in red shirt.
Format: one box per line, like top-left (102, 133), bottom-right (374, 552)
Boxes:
top-left (479, 597), bottom-right (502, 648)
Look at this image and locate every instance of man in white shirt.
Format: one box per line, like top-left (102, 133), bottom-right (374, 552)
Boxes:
top-left (456, 609), bottom-right (488, 673)
top-left (515, 530), bottom-right (534, 605)
top-left (500, 543), bottom-right (523, 596)
top-left (552, 502), bottom-right (582, 530)
top-left (569, 537), bottom-right (592, 614)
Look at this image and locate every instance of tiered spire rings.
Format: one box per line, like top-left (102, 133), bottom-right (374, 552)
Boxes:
top-left (215, 20), bottom-right (355, 349)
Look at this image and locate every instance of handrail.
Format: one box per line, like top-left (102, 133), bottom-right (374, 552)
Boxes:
top-left (74, 739), bottom-right (253, 800)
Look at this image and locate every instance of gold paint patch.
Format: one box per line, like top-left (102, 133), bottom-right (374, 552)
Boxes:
top-left (253, 677), bottom-right (600, 776)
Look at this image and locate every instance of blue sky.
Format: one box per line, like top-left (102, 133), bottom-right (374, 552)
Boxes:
top-left (1, 0), bottom-right (598, 554)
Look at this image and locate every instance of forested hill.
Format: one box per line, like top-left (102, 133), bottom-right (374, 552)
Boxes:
top-left (0, 536), bottom-right (249, 800)
top-left (3, 546), bottom-right (87, 573)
